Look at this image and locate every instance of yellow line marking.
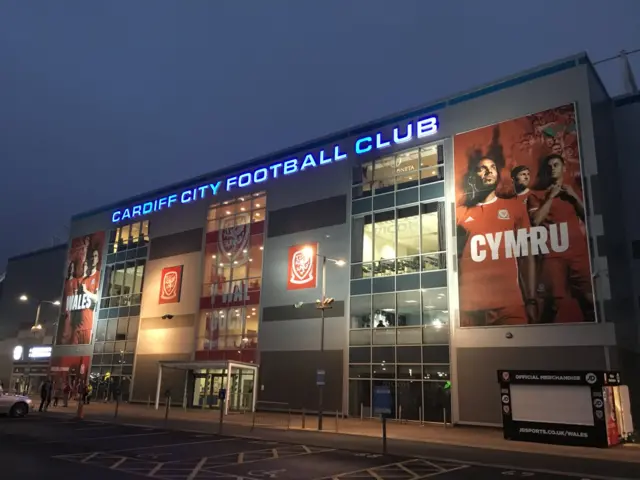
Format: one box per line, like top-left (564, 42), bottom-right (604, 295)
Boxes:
top-left (397, 462), bottom-right (419, 478)
top-left (238, 452), bottom-right (245, 464)
top-left (272, 448), bottom-right (279, 459)
top-left (302, 445), bottom-right (312, 453)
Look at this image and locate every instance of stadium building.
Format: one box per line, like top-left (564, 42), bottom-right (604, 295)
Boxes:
top-left (49, 52), bottom-right (640, 426)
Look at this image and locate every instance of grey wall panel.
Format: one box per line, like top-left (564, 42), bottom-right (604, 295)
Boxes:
top-left (258, 350), bottom-right (343, 412)
top-left (261, 224), bottom-right (350, 309)
top-left (267, 196), bottom-right (347, 238)
top-left (264, 159), bottom-right (352, 212)
top-left (259, 317), bottom-right (346, 352)
top-left (51, 344), bottom-right (93, 358)
top-left (456, 346), bottom-right (608, 425)
top-left (148, 228), bottom-right (203, 260)
top-left (131, 352), bottom-right (190, 403)
top-left (0, 245), bottom-right (67, 339)
top-left (263, 302), bottom-right (344, 322)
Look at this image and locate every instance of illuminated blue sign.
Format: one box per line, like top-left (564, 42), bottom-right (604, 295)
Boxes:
top-left (111, 115), bottom-right (439, 223)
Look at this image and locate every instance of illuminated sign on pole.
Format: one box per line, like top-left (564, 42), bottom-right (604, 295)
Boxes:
top-left (28, 346), bottom-right (52, 359)
top-left (111, 116), bottom-right (439, 223)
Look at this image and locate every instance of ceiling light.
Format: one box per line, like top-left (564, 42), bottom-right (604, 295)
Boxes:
top-left (239, 197), bottom-right (244, 201)
top-left (242, 249), bottom-right (247, 253)
top-left (241, 207), bottom-right (246, 211)
top-left (227, 252), bottom-right (231, 256)
top-left (259, 246), bottom-right (263, 250)
top-left (226, 211), bottom-right (231, 215)
top-left (405, 300), bottom-right (418, 304)
top-left (212, 255), bottom-right (216, 258)
top-left (255, 203), bottom-right (261, 207)
top-left (256, 213), bottom-right (260, 217)
top-left (233, 261), bottom-right (238, 265)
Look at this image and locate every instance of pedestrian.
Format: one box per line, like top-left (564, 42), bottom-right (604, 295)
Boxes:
top-left (39, 379), bottom-right (52, 412)
top-left (85, 383), bottom-right (93, 404)
top-left (53, 382), bottom-right (62, 407)
top-left (0, 380), bottom-right (4, 395)
top-left (63, 382), bottom-right (71, 407)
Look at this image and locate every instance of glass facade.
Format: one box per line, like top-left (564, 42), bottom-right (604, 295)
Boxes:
top-left (91, 220), bottom-right (149, 401)
top-left (349, 142), bottom-right (451, 422)
top-left (196, 192), bottom-right (266, 363)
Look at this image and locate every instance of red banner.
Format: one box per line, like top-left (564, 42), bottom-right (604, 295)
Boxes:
top-left (159, 265), bottom-right (183, 304)
top-left (287, 243), bottom-right (318, 290)
top-left (57, 232), bottom-right (105, 345)
top-left (454, 104), bottom-right (594, 326)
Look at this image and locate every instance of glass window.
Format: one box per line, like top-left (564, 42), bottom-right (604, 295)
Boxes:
top-left (106, 319), bottom-right (117, 341)
top-left (421, 202), bottom-right (442, 253)
top-left (397, 328), bottom-right (422, 345)
top-left (351, 215), bottom-right (372, 264)
top-left (95, 320), bottom-right (107, 343)
top-left (349, 380), bottom-right (371, 417)
top-left (397, 365), bottom-right (421, 380)
top-left (349, 365), bottom-right (371, 379)
top-left (373, 211), bottom-right (395, 260)
top-left (133, 260), bottom-right (145, 294)
top-left (252, 195), bottom-right (266, 210)
top-left (395, 149), bottom-right (419, 175)
top-left (423, 365), bottom-right (450, 381)
top-left (374, 156), bottom-right (395, 181)
top-left (372, 363), bottom-right (395, 379)
top-left (350, 296), bottom-right (371, 329)
top-left (252, 209), bottom-right (265, 223)
top-left (349, 330), bottom-right (371, 345)
top-left (422, 288), bottom-right (448, 326)
top-left (120, 225), bottom-right (130, 245)
top-left (127, 317), bottom-right (139, 340)
top-left (397, 206), bottom-right (419, 257)
top-left (93, 342), bottom-right (104, 354)
top-left (397, 290), bottom-right (421, 326)
top-left (130, 223), bottom-right (141, 244)
top-left (353, 161), bottom-right (374, 185)
top-left (423, 382), bottom-right (449, 422)
top-left (141, 220), bottom-right (150, 242)
top-left (123, 261), bottom-right (135, 295)
top-left (372, 293), bottom-right (395, 327)
top-left (419, 145), bottom-right (439, 169)
top-left (372, 328), bottom-right (395, 345)
top-left (116, 318), bottom-right (128, 340)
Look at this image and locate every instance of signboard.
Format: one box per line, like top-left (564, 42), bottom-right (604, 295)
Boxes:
top-left (57, 231), bottom-right (105, 345)
top-left (498, 370), bottom-right (622, 448)
top-left (373, 385), bottom-right (392, 416)
top-left (218, 388), bottom-right (227, 400)
top-left (287, 243), bottom-right (318, 290)
top-left (12, 345), bottom-right (23, 361)
top-left (159, 265), bottom-right (184, 305)
top-left (454, 104), bottom-right (595, 326)
top-left (28, 346), bottom-right (52, 359)
top-left (316, 369), bottom-right (325, 386)
top-left (110, 115), bottom-right (440, 223)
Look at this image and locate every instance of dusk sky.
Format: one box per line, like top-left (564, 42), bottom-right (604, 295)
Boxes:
top-left (1, 0), bottom-right (639, 269)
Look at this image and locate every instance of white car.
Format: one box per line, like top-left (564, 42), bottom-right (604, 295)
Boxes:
top-left (0, 393), bottom-right (33, 417)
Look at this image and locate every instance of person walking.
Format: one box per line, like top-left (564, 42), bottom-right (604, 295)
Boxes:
top-left (63, 382), bottom-right (71, 407)
top-left (53, 382), bottom-right (62, 407)
top-left (85, 383), bottom-right (93, 404)
top-left (38, 379), bottom-right (52, 412)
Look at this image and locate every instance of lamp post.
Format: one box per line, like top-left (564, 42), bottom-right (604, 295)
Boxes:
top-left (300, 247), bottom-right (345, 431)
top-left (19, 295), bottom-right (61, 334)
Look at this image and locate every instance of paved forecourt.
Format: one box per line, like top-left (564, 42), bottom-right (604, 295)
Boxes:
top-left (0, 415), bottom-right (633, 480)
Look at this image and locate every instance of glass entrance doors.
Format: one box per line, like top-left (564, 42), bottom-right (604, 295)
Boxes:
top-left (190, 363), bottom-right (257, 411)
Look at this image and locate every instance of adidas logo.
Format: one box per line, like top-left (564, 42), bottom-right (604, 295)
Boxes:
top-left (464, 216), bottom-right (474, 223)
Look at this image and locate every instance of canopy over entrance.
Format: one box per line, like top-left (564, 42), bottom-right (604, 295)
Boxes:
top-left (154, 360), bottom-right (258, 414)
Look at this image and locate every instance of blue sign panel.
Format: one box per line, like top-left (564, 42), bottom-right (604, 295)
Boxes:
top-left (110, 115), bottom-right (440, 223)
top-left (316, 369), bottom-right (325, 386)
top-left (218, 388), bottom-right (226, 400)
top-left (373, 385), bottom-right (392, 416)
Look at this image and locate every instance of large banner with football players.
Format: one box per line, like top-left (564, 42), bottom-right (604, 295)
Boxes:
top-left (454, 104), bottom-right (595, 327)
top-left (56, 232), bottom-right (105, 344)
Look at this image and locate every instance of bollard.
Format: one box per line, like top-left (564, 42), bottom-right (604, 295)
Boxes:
top-left (147, 395), bottom-right (150, 408)
top-left (399, 405), bottom-right (403, 424)
top-left (251, 409), bottom-right (256, 431)
top-left (164, 396), bottom-right (171, 423)
top-left (76, 397), bottom-right (84, 420)
top-left (360, 403), bottom-right (364, 421)
top-left (442, 407), bottom-right (446, 427)
top-left (114, 394), bottom-right (120, 419)
top-left (381, 415), bottom-right (388, 454)
top-left (335, 410), bottom-right (339, 432)
top-left (301, 408), bottom-right (306, 429)
top-left (218, 397), bottom-right (225, 434)
top-left (419, 406), bottom-right (423, 426)
top-left (287, 409), bottom-right (291, 430)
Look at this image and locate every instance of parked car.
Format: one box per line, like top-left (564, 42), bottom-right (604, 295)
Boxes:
top-left (0, 393), bottom-right (33, 417)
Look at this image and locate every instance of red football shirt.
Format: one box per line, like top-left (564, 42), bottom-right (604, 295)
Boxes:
top-left (528, 186), bottom-right (587, 258)
top-left (457, 196), bottom-right (531, 312)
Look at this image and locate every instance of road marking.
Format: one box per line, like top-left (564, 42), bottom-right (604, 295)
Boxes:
top-left (365, 468), bottom-right (384, 480)
top-left (85, 431), bottom-right (168, 440)
top-left (80, 452), bottom-right (99, 463)
top-left (108, 437), bottom-right (237, 453)
top-left (186, 457), bottom-right (208, 480)
top-left (75, 425), bottom-right (117, 431)
top-left (412, 455), bottom-right (634, 480)
top-left (148, 462), bottom-right (165, 476)
top-left (109, 458), bottom-right (127, 469)
top-left (238, 452), bottom-right (245, 464)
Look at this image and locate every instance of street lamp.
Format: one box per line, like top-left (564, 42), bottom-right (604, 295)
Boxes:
top-left (299, 246), bottom-right (345, 431)
top-left (19, 295), bottom-right (61, 333)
